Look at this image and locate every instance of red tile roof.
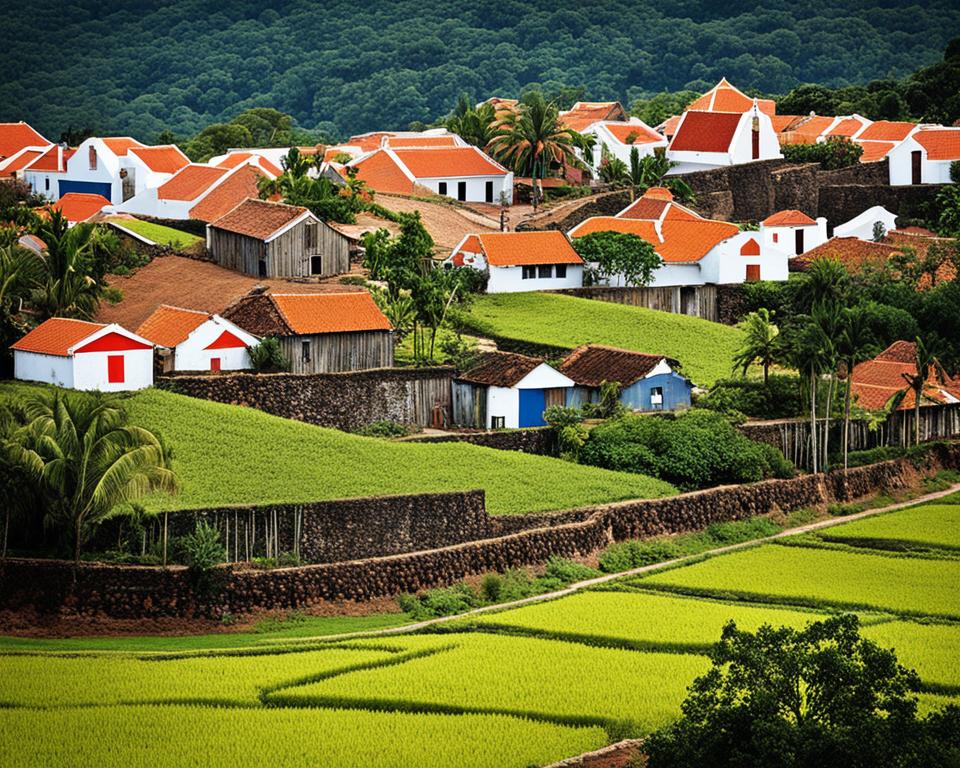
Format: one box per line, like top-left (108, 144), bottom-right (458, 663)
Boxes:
top-left (209, 198), bottom-right (308, 240)
top-left (457, 351), bottom-right (545, 387)
top-left (11, 317), bottom-right (106, 356)
top-left (571, 216), bottom-right (738, 263)
top-left (762, 210), bottom-right (816, 226)
top-left (384, 136), bottom-right (460, 148)
top-left (559, 102), bottom-right (627, 132)
top-left (660, 115), bottom-right (681, 138)
top-left (0, 122), bottom-right (50, 160)
top-left (189, 166), bottom-right (265, 223)
top-left (350, 150), bottom-right (416, 194)
top-left (136, 305), bottom-right (209, 348)
top-left (855, 140), bottom-right (898, 162)
top-left (560, 344), bottom-right (670, 387)
top-left (1, 149), bottom-right (44, 173)
top-left (778, 115), bottom-right (836, 144)
top-left (392, 147), bottom-right (507, 178)
top-left (272, 292), bottom-right (391, 334)
top-left (826, 117), bottom-right (868, 138)
top-left (914, 129), bottom-right (960, 160)
top-left (795, 237), bottom-right (901, 273)
top-left (685, 79), bottom-right (775, 116)
top-left (100, 137), bottom-right (144, 156)
top-left (670, 111), bottom-right (743, 153)
top-left (53, 193), bottom-right (111, 222)
top-left (617, 197), bottom-right (670, 220)
top-left (602, 122), bottom-right (664, 145)
top-left (129, 145), bottom-right (190, 174)
top-left (23, 145), bottom-right (66, 172)
top-left (851, 341), bottom-right (960, 411)
top-left (856, 121), bottom-right (916, 142)
top-left (157, 165), bottom-right (229, 201)
top-left (473, 231), bottom-right (583, 267)
top-left (216, 152), bottom-right (283, 178)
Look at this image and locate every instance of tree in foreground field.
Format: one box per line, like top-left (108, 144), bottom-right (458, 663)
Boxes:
top-left (644, 614), bottom-right (960, 768)
top-left (8, 390), bottom-right (178, 566)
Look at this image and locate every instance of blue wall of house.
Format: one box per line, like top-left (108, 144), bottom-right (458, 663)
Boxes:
top-left (622, 372), bottom-right (692, 412)
top-left (518, 388), bottom-right (547, 427)
top-left (58, 180), bottom-right (113, 199)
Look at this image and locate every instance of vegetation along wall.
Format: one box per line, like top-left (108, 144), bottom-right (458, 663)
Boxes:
top-left (4, 444), bottom-right (958, 619)
top-left (158, 367), bottom-right (453, 431)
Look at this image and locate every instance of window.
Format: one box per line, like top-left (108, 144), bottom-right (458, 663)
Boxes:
top-left (538, 265), bottom-right (553, 279)
top-left (555, 264), bottom-right (567, 278)
top-left (522, 265), bottom-right (536, 279)
top-left (44, 177), bottom-right (50, 192)
top-left (457, 181), bottom-right (467, 201)
top-left (751, 116), bottom-right (760, 160)
top-left (107, 355), bottom-right (124, 383)
top-left (746, 264), bottom-right (761, 281)
top-left (491, 416), bottom-right (506, 429)
top-left (210, 357), bottom-right (221, 372)
top-left (305, 221), bottom-right (317, 250)
top-left (650, 386), bottom-right (663, 407)
top-left (438, 182), bottom-right (447, 195)
top-left (310, 255), bottom-right (323, 275)
top-left (258, 259), bottom-right (267, 278)
top-left (88, 146), bottom-right (97, 170)
top-left (301, 341), bottom-right (311, 362)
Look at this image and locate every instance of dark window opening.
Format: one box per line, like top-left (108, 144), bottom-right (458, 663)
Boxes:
top-left (301, 341), bottom-right (311, 362)
top-left (44, 177), bottom-right (50, 192)
top-left (522, 265), bottom-right (536, 279)
top-left (258, 259), bottom-right (267, 278)
top-left (310, 255), bottom-right (323, 275)
top-left (88, 146), bottom-right (97, 170)
top-left (538, 265), bottom-right (553, 279)
top-left (485, 180), bottom-right (494, 203)
top-left (911, 150), bottom-right (922, 185)
top-left (491, 416), bottom-right (506, 429)
top-left (305, 221), bottom-right (317, 250)
top-left (555, 264), bottom-right (567, 278)
top-left (438, 182), bottom-right (447, 195)
top-left (457, 181), bottom-right (467, 201)
top-left (794, 228), bottom-right (804, 255)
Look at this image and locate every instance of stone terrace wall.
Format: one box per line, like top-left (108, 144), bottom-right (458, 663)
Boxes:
top-left (158, 367), bottom-right (454, 431)
top-left (413, 427), bottom-right (557, 456)
top-left (5, 444), bottom-right (957, 619)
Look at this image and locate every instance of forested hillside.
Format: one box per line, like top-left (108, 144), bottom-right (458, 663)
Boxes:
top-left (2, 0), bottom-right (959, 142)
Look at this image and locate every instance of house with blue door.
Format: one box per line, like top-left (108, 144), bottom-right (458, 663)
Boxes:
top-left (452, 351), bottom-right (574, 429)
top-left (559, 344), bottom-right (692, 412)
top-left (59, 137), bottom-right (189, 204)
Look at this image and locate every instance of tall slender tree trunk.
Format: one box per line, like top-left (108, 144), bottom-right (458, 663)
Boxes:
top-left (914, 391), bottom-right (922, 447)
top-left (843, 372), bottom-right (852, 472)
top-left (763, 359), bottom-right (769, 385)
top-left (2, 507), bottom-right (8, 562)
top-left (823, 374), bottom-right (835, 471)
top-left (810, 368), bottom-right (818, 475)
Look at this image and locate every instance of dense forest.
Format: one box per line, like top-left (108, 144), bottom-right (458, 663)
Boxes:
top-left (2, 0), bottom-right (959, 143)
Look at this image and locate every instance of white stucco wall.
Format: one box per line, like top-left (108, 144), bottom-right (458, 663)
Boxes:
top-left (172, 318), bottom-right (257, 371)
top-left (699, 233), bottom-right (789, 284)
top-left (24, 170), bottom-right (62, 201)
top-left (417, 173), bottom-right (514, 204)
top-left (667, 111), bottom-right (781, 174)
top-left (759, 219), bottom-right (828, 256)
top-left (888, 137), bottom-right (956, 186)
top-left (486, 385), bottom-right (519, 429)
top-left (72, 349), bottom-right (153, 392)
top-left (833, 206), bottom-right (899, 240)
top-left (487, 264), bottom-right (583, 293)
top-left (64, 138), bottom-right (125, 204)
top-left (14, 350), bottom-right (74, 388)
top-left (113, 188), bottom-right (193, 220)
top-left (516, 363), bottom-right (575, 390)
top-left (585, 123), bottom-right (668, 171)
top-left (648, 263), bottom-right (703, 287)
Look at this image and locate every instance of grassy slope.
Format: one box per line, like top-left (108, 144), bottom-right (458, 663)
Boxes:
top-left (461, 293), bottom-right (745, 387)
top-left (12, 385), bottom-right (669, 515)
top-left (110, 218), bottom-right (201, 249)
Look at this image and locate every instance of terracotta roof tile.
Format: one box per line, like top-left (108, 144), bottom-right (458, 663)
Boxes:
top-left (1, 149), bottom-right (44, 173)
top-left (602, 122), bottom-right (664, 145)
top-left (11, 317), bottom-right (105, 356)
top-left (473, 231), bottom-right (583, 267)
top-left (777, 115), bottom-right (836, 144)
top-left (617, 197), bottom-right (670, 220)
top-left (856, 140), bottom-right (898, 162)
top-left (559, 102), bottom-right (627, 132)
top-left (826, 117), bottom-right (868, 138)
top-left (0, 122), bottom-right (50, 159)
top-left (272, 292), bottom-right (391, 334)
top-left (571, 216), bottom-right (738, 263)
top-left (457, 351), bottom-right (544, 387)
top-left (209, 198), bottom-right (308, 240)
top-left (23, 145), bottom-right (65, 172)
top-left (216, 152), bottom-right (283, 177)
top-left (560, 344), bottom-right (670, 387)
top-left (851, 341), bottom-right (960, 410)
top-left (795, 237), bottom-right (901, 273)
top-left (384, 136), bottom-right (460, 148)
top-left (762, 210), bottom-right (816, 226)
top-left (670, 111), bottom-right (742, 153)
top-left (392, 147), bottom-right (507, 178)
top-left (100, 137), bottom-right (144, 156)
top-left (189, 166), bottom-right (265, 223)
top-left (772, 115), bottom-right (804, 133)
top-left (685, 79), bottom-right (775, 116)
top-left (129, 145), bottom-right (190, 174)
top-left (660, 115), bottom-right (681, 137)
top-left (856, 121), bottom-right (916, 142)
top-left (53, 192), bottom-right (111, 222)
top-left (136, 305), bottom-right (209, 348)
top-left (157, 165), bottom-right (229, 201)
top-left (351, 150), bottom-right (415, 195)
top-left (914, 129), bottom-right (960, 160)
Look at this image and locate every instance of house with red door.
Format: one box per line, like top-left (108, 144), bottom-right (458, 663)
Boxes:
top-left (136, 305), bottom-right (259, 373)
top-left (11, 317), bottom-right (154, 391)
top-left (759, 210), bottom-right (828, 256)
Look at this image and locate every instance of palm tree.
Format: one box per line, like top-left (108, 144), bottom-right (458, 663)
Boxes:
top-left (901, 336), bottom-right (945, 447)
top-left (33, 212), bottom-right (102, 320)
top-left (793, 255), bottom-right (849, 314)
top-left (627, 148), bottom-right (695, 202)
top-left (732, 308), bottom-right (780, 384)
top-left (10, 390), bottom-right (177, 566)
top-left (789, 315), bottom-right (834, 474)
top-left (447, 101), bottom-right (497, 149)
top-left (837, 306), bottom-right (874, 470)
top-left (486, 92), bottom-right (579, 210)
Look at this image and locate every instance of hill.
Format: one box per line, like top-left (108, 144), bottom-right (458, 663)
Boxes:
top-left (2, 0), bottom-right (958, 141)
top-left (460, 293), bottom-right (745, 388)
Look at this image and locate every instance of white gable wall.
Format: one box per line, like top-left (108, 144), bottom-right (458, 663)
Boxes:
top-left (417, 173), bottom-right (514, 205)
top-left (667, 111), bottom-right (782, 175)
top-left (888, 136), bottom-right (956, 186)
top-left (487, 264), bottom-right (583, 293)
top-left (64, 138), bottom-right (126, 204)
top-left (73, 348), bottom-right (153, 391)
top-left (759, 219), bottom-right (828, 256)
top-left (699, 233), bottom-right (789, 284)
top-left (13, 350), bottom-right (74, 388)
top-left (172, 317), bottom-right (258, 371)
top-left (833, 206), bottom-right (898, 240)
top-left (515, 363), bottom-right (575, 390)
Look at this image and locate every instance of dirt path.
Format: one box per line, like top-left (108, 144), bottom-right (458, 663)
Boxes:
top-left (260, 482), bottom-right (960, 646)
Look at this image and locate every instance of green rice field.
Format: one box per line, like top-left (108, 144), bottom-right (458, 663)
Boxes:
top-left (819, 503), bottom-right (960, 552)
top-left (107, 217), bottom-right (202, 249)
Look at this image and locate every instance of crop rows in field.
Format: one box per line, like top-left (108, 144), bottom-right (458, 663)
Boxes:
top-left (817, 503), bottom-right (960, 553)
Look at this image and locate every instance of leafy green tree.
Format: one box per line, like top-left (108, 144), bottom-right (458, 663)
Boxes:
top-left (32, 212), bottom-right (105, 320)
top-left (837, 306), bottom-right (874, 469)
top-left (573, 230), bottom-right (662, 287)
top-left (901, 336), bottom-right (945, 447)
top-left (8, 390), bottom-right (177, 565)
top-left (935, 185), bottom-right (960, 238)
top-left (645, 614), bottom-right (960, 768)
top-left (629, 90), bottom-right (698, 127)
top-left (733, 308), bottom-right (780, 384)
top-left (185, 123), bottom-right (253, 162)
top-left (248, 336), bottom-right (290, 372)
top-left (446, 97), bottom-right (497, 149)
top-left (230, 108), bottom-right (294, 147)
top-left (0, 243), bottom-right (44, 354)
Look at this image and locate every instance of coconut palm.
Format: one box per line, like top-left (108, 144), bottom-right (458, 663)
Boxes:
top-left (447, 100), bottom-right (497, 149)
top-left (901, 336), bottom-right (945, 447)
top-left (33, 211), bottom-right (101, 320)
top-left (10, 390), bottom-right (177, 566)
top-left (733, 308), bottom-right (780, 384)
top-left (486, 92), bottom-right (579, 210)
top-left (788, 314), bottom-right (834, 474)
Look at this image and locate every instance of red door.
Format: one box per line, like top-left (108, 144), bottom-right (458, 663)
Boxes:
top-left (752, 129), bottom-right (760, 160)
top-left (107, 355), bottom-right (125, 383)
top-left (746, 264), bottom-right (761, 282)
top-left (210, 357), bottom-right (221, 372)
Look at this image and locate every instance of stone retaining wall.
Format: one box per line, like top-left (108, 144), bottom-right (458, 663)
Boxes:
top-left (4, 444), bottom-right (956, 619)
top-left (412, 427), bottom-right (557, 456)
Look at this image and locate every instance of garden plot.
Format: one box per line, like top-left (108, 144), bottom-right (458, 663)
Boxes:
top-left (634, 543), bottom-right (960, 620)
top-left (861, 620), bottom-right (960, 693)
top-left (819, 503), bottom-right (960, 552)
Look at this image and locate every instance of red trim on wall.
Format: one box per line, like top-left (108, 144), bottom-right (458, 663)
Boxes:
top-left (204, 330), bottom-right (248, 350)
top-left (74, 331), bottom-right (151, 353)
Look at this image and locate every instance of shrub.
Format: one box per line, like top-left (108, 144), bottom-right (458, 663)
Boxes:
top-left (696, 375), bottom-right (803, 420)
top-left (248, 336), bottom-right (290, 373)
top-left (399, 582), bottom-right (480, 619)
top-left (781, 137), bottom-right (863, 169)
top-left (177, 521), bottom-right (225, 571)
top-left (353, 420), bottom-right (411, 438)
top-left (950, 160), bottom-right (960, 184)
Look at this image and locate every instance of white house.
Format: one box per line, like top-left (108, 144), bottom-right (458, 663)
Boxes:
top-left (887, 128), bottom-right (960, 186)
top-left (16, 146), bottom-right (73, 200)
top-left (581, 120), bottom-right (668, 171)
top-left (445, 230), bottom-right (584, 293)
top-left (136, 305), bottom-right (258, 372)
top-left (349, 146), bottom-right (513, 204)
top-left (570, 207), bottom-right (789, 287)
top-left (684, 79), bottom-right (777, 118)
top-left (833, 206), bottom-right (898, 241)
top-left (759, 210), bottom-right (828, 256)
top-left (12, 317), bottom-right (154, 392)
top-left (666, 105), bottom-right (782, 174)
top-left (0, 122), bottom-right (55, 185)
top-left (59, 137), bottom-right (189, 204)
top-left (454, 351), bottom-right (575, 429)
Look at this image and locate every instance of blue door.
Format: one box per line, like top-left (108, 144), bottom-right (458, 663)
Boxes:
top-left (58, 180), bottom-right (113, 200)
top-left (518, 389), bottom-right (547, 428)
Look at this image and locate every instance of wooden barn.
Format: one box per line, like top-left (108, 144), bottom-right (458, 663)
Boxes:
top-left (222, 290), bottom-right (394, 373)
top-left (207, 198), bottom-right (350, 279)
